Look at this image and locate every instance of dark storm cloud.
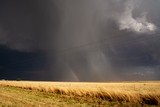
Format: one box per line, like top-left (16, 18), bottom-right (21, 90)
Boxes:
top-left (0, 0), bottom-right (59, 80)
top-left (0, 0), bottom-right (160, 81)
top-left (0, 45), bottom-right (47, 80)
top-left (0, 0), bottom-right (59, 51)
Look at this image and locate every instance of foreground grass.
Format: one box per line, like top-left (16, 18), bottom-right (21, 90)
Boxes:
top-left (0, 85), bottom-right (133, 107)
top-left (0, 81), bottom-right (160, 106)
top-left (0, 85), bottom-right (92, 107)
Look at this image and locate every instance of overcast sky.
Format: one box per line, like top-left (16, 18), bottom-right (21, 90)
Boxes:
top-left (0, 0), bottom-right (160, 81)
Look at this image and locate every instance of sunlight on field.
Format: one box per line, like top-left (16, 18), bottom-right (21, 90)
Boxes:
top-left (0, 81), bottom-right (160, 105)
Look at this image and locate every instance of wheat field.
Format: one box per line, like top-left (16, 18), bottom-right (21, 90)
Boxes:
top-left (0, 81), bottom-right (160, 106)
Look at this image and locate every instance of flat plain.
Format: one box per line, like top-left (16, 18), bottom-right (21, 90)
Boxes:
top-left (0, 81), bottom-right (160, 107)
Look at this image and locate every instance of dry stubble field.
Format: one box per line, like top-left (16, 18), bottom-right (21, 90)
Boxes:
top-left (0, 81), bottom-right (160, 107)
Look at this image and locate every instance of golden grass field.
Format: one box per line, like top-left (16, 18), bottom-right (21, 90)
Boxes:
top-left (0, 81), bottom-right (160, 106)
